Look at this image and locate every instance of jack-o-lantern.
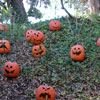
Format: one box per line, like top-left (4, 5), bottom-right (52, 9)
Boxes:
top-left (36, 85), bottom-right (56, 100)
top-left (3, 61), bottom-right (20, 78)
top-left (97, 38), bottom-right (100, 47)
top-left (0, 24), bottom-right (8, 32)
top-left (49, 20), bottom-right (61, 31)
top-left (0, 40), bottom-right (11, 54)
top-left (30, 31), bottom-right (45, 45)
top-left (70, 45), bottom-right (85, 62)
top-left (32, 44), bottom-right (46, 58)
top-left (26, 29), bottom-right (34, 42)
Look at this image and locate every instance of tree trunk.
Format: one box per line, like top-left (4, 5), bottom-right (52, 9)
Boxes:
top-left (89, 0), bottom-right (100, 14)
top-left (6, 0), bottom-right (28, 23)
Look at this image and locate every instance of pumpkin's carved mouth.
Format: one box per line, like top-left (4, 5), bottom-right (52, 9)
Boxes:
top-left (53, 26), bottom-right (59, 28)
top-left (73, 51), bottom-right (81, 55)
top-left (31, 38), bottom-right (44, 45)
top-left (40, 93), bottom-right (51, 99)
top-left (27, 36), bottom-right (30, 37)
top-left (33, 38), bottom-right (43, 41)
top-left (5, 69), bottom-right (15, 74)
top-left (36, 50), bottom-right (44, 55)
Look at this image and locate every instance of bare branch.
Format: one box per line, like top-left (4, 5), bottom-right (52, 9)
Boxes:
top-left (60, 0), bottom-right (73, 19)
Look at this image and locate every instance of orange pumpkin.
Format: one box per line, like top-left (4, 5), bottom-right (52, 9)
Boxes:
top-left (0, 24), bottom-right (8, 32)
top-left (36, 85), bottom-right (56, 100)
top-left (49, 20), bottom-right (61, 31)
top-left (97, 38), bottom-right (100, 47)
top-left (3, 61), bottom-right (20, 78)
top-left (26, 29), bottom-right (34, 42)
top-left (31, 31), bottom-right (45, 45)
top-left (0, 40), bottom-right (11, 54)
top-left (70, 45), bottom-right (85, 62)
top-left (32, 44), bottom-right (46, 58)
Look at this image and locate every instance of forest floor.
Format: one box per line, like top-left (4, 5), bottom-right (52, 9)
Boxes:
top-left (0, 16), bottom-right (100, 100)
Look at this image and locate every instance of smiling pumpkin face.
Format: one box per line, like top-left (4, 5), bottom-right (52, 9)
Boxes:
top-left (32, 44), bottom-right (46, 58)
top-left (30, 31), bottom-right (45, 45)
top-left (49, 20), bottom-right (61, 31)
top-left (70, 45), bottom-right (85, 62)
top-left (0, 40), bottom-right (11, 54)
top-left (26, 30), bottom-right (34, 42)
top-left (3, 61), bottom-right (20, 78)
top-left (36, 85), bottom-right (56, 100)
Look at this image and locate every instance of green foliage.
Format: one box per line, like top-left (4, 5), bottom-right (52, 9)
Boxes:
top-left (63, 0), bottom-right (89, 15)
top-left (27, 0), bottom-right (50, 18)
top-left (0, 0), bottom-right (51, 23)
top-left (0, 0), bottom-right (90, 23)
top-left (1, 15), bottom-right (100, 99)
top-left (28, 7), bottom-right (42, 18)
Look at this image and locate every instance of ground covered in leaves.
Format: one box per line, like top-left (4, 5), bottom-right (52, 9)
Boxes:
top-left (0, 15), bottom-right (100, 100)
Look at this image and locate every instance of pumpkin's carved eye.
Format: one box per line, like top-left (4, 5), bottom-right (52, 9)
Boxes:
top-left (78, 48), bottom-right (80, 50)
top-left (42, 87), bottom-right (50, 90)
top-left (73, 49), bottom-right (81, 55)
top-left (10, 66), bottom-right (13, 68)
top-left (47, 88), bottom-right (50, 90)
top-left (34, 49), bottom-right (37, 51)
top-left (74, 48), bottom-right (76, 50)
top-left (6, 65), bottom-right (8, 68)
top-left (42, 87), bottom-right (45, 89)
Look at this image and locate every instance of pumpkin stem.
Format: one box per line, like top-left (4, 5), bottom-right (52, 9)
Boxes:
top-left (10, 59), bottom-right (15, 62)
top-left (44, 84), bottom-right (48, 86)
top-left (34, 24), bottom-right (37, 31)
top-left (3, 25), bottom-right (6, 39)
top-left (48, 66), bottom-right (53, 85)
top-left (29, 21), bottom-right (33, 29)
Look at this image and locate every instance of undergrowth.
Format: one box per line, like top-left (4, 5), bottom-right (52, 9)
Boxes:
top-left (0, 15), bottom-right (100, 99)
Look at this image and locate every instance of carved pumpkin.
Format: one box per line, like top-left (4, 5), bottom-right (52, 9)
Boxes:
top-left (0, 40), bottom-right (11, 54)
top-left (3, 61), bottom-right (20, 78)
top-left (26, 29), bottom-right (34, 42)
top-left (31, 31), bottom-right (45, 45)
top-left (97, 38), bottom-right (100, 47)
top-left (70, 45), bottom-right (85, 61)
top-left (0, 24), bottom-right (8, 32)
top-left (32, 44), bottom-right (46, 58)
top-left (49, 20), bottom-right (61, 31)
top-left (36, 85), bottom-right (56, 100)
